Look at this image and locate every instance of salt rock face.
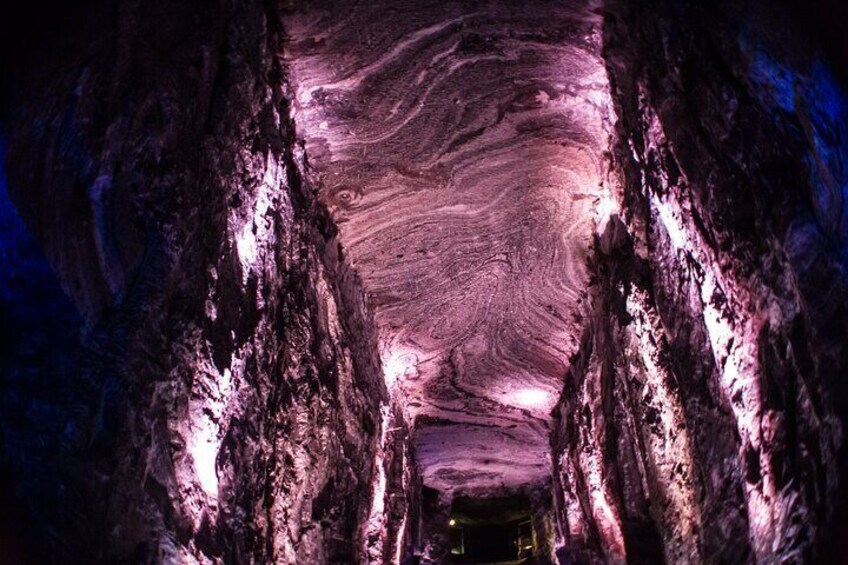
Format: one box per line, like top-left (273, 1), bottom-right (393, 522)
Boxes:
top-left (548, 0), bottom-right (848, 562)
top-left (1, 1), bottom-right (417, 563)
top-left (283, 0), bottom-right (615, 494)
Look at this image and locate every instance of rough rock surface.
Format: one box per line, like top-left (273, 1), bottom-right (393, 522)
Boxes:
top-left (1, 1), bottom-right (416, 563)
top-left (549, 0), bottom-right (848, 562)
top-left (2, 0), bottom-right (848, 563)
top-left (282, 0), bottom-right (614, 495)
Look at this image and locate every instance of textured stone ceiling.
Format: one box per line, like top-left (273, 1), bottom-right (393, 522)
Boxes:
top-left (284, 0), bottom-right (612, 493)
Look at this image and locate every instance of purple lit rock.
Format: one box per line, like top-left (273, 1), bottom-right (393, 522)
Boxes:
top-left (1, 0), bottom-right (848, 563)
top-left (283, 0), bottom-right (613, 495)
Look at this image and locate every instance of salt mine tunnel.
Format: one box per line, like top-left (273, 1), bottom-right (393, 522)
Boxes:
top-left (2, 0), bottom-right (848, 563)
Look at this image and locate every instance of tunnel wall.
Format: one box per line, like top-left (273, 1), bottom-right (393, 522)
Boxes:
top-left (551, 0), bottom-right (848, 562)
top-left (1, 0), bottom-right (417, 563)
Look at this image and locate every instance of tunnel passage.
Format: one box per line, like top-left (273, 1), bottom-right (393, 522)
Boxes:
top-left (283, 0), bottom-right (613, 496)
top-left (2, 0), bottom-right (848, 562)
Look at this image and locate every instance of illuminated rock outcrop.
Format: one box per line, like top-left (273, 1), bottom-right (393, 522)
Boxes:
top-left (549, 0), bottom-right (848, 562)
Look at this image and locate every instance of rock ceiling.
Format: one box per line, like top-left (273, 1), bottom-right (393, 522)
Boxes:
top-left (284, 0), bottom-right (613, 493)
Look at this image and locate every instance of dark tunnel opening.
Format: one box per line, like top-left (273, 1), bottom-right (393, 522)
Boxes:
top-left (447, 495), bottom-right (534, 564)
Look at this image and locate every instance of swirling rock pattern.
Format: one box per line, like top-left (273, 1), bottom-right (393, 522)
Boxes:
top-left (284, 0), bottom-right (612, 493)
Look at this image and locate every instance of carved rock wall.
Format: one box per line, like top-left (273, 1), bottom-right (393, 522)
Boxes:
top-left (1, 1), bottom-right (416, 563)
top-left (550, 0), bottom-right (848, 562)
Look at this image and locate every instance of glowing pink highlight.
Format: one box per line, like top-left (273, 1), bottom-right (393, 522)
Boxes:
top-left (512, 388), bottom-right (553, 409)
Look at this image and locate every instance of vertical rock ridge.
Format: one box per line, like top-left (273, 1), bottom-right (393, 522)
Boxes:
top-left (1, 1), bottom-right (418, 563)
top-left (550, 0), bottom-right (848, 562)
